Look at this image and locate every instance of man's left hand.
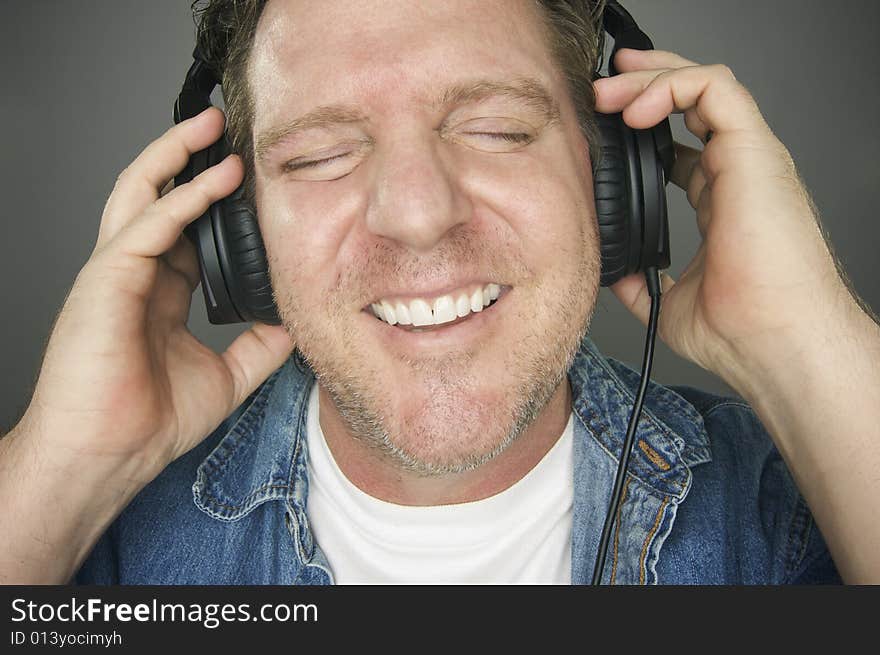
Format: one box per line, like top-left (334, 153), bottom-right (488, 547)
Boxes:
top-left (594, 48), bottom-right (866, 391)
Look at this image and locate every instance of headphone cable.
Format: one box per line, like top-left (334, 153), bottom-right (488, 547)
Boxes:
top-left (591, 265), bottom-right (662, 585)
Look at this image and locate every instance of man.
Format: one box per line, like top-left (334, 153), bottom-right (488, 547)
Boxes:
top-left (0, 0), bottom-right (877, 584)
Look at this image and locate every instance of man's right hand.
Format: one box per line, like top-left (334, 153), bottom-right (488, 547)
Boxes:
top-left (0, 107), bottom-right (295, 583)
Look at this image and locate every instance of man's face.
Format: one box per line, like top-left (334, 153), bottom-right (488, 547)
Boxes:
top-left (250, 0), bottom-right (600, 474)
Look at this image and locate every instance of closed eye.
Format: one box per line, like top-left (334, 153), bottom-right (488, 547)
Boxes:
top-left (283, 152), bottom-right (351, 172)
top-left (466, 132), bottom-right (533, 144)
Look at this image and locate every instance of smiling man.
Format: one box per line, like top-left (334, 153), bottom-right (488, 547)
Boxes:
top-left (251, 0), bottom-right (598, 502)
top-left (1, 0), bottom-right (878, 585)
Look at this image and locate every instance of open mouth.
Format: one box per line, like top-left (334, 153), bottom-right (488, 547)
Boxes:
top-left (364, 282), bottom-right (510, 333)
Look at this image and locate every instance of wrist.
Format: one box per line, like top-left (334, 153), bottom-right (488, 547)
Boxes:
top-left (709, 293), bottom-right (880, 583)
top-left (718, 293), bottom-right (880, 439)
top-left (0, 419), bottom-right (159, 583)
top-left (718, 286), bottom-right (874, 394)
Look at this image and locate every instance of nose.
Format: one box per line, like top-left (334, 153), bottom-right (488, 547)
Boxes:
top-left (364, 131), bottom-right (471, 254)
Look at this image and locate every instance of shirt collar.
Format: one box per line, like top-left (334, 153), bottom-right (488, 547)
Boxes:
top-left (193, 335), bottom-right (710, 518)
top-left (569, 337), bottom-right (711, 500)
top-left (191, 349), bottom-right (315, 522)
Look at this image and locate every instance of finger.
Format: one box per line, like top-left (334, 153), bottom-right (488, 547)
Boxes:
top-left (612, 48), bottom-right (699, 73)
top-left (683, 107), bottom-right (712, 144)
top-left (695, 185), bottom-right (712, 240)
top-left (111, 153), bottom-right (243, 260)
top-left (669, 142), bottom-right (709, 211)
top-left (221, 323), bottom-right (296, 411)
top-left (609, 270), bottom-right (677, 329)
top-left (159, 178), bottom-right (175, 197)
top-left (687, 160), bottom-right (708, 213)
top-left (669, 141), bottom-right (702, 194)
top-left (594, 68), bottom-right (674, 114)
top-left (97, 107), bottom-right (227, 248)
top-left (147, 260), bottom-right (197, 325)
top-left (621, 64), bottom-right (768, 137)
top-left (162, 233), bottom-right (200, 292)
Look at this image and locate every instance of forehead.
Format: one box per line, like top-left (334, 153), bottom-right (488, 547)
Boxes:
top-left (248, 0), bottom-right (562, 130)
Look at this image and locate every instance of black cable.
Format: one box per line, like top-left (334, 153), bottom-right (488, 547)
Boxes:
top-left (591, 266), bottom-right (662, 585)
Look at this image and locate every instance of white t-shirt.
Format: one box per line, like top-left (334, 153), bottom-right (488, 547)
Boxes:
top-left (305, 383), bottom-right (574, 584)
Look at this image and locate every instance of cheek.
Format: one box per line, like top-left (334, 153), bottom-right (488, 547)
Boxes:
top-left (456, 153), bottom-right (594, 277)
top-left (257, 181), bottom-right (365, 303)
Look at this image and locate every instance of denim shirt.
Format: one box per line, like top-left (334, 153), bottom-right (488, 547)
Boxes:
top-left (75, 335), bottom-right (841, 585)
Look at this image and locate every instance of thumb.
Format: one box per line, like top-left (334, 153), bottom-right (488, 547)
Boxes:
top-left (221, 323), bottom-right (297, 410)
top-left (609, 270), bottom-right (676, 328)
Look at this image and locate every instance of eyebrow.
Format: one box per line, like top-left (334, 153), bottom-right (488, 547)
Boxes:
top-left (434, 77), bottom-right (560, 123)
top-left (255, 105), bottom-right (368, 162)
top-left (254, 77), bottom-right (560, 162)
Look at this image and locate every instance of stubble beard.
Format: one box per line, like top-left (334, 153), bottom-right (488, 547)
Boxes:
top-left (270, 221), bottom-right (599, 478)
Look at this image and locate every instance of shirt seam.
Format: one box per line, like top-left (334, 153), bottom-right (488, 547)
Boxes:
top-left (701, 400), bottom-right (753, 417)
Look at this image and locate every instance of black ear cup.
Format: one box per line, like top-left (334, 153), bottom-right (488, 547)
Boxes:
top-left (217, 186), bottom-right (280, 325)
top-left (594, 110), bottom-right (673, 288)
top-left (178, 133), bottom-right (280, 325)
top-left (594, 0), bottom-right (675, 289)
top-left (595, 111), bottom-right (641, 287)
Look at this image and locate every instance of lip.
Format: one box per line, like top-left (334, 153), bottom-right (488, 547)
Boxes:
top-left (361, 286), bottom-right (512, 353)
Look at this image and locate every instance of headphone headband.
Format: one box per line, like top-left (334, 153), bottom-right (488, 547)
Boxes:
top-left (602, 1), bottom-right (654, 76)
top-left (602, 1), bottom-right (655, 54)
top-left (173, 48), bottom-right (218, 125)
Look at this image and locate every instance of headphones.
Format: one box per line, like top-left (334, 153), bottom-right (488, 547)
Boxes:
top-left (174, 0), bottom-right (674, 325)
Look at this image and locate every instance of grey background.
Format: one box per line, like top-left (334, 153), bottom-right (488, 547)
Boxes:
top-left (1, 1), bottom-right (878, 432)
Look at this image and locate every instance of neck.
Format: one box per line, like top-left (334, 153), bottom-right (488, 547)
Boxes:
top-left (317, 378), bottom-right (572, 506)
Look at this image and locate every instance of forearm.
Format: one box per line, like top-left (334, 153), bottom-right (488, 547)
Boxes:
top-left (725, 296), bottom-right (880, 583)
top-left (0, 417), bottom-right (153, 584)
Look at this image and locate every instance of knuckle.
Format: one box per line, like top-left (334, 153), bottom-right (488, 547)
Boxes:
top-left (188, 175), bottom-right (216, 205)
top-left (655, 67), bottom-right (677, 82)
top-left (711, 63), bottom-right (736, 80)
top-left (152, 198), bottom-right (184, 227)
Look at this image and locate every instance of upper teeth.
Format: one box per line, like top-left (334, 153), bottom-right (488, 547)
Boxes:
top-left (370, 283), bottom-right (502, 327)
